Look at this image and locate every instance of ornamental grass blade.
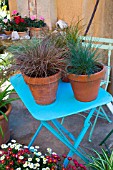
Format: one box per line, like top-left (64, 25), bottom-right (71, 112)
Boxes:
top-left (0, 110), bottom-right (8, 121)
top-left (0, 125), bottom-right (4, 138)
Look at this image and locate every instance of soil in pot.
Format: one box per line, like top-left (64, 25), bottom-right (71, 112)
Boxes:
top-left (23, 71), bottom-right (61, 105)
top-left (68, 64), bottom-right (106, 102)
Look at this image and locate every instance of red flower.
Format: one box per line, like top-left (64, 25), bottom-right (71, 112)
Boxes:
top-left (15, 19), bottom-right (20, 24)
top-left (20, 18), bottom-right (25, 23)
top-left (68, 157), bottom-right (72, 161)
top-left (14, 16), bottom-right (21, 20)
top-left (14, 16), bottom-right (21, 24)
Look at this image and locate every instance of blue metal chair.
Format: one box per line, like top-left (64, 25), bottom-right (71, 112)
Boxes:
top-left (80, 36), bottom-right (113, 141)
top-left (10, 74), bottom-right (113, 166)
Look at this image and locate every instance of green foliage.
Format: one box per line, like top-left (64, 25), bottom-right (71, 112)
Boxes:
top-left (0, 56), bottom-right (18, 136)
top-left (8, 36), bottom-right (68, 77)
top-left (87, 149), bottom-right (113, 170)
top-left (65, 20), bottom-right (82, 46)
top-left (67, 38), bottom-right (101, 76)
top-left (0, 16), bottom-right (14, 31)
top-left (50, 21), bottom-right (82, 49)
top-left (24, 17), bottom-right (46, 28)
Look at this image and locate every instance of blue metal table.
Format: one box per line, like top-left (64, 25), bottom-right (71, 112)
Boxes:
top-left (10, 74), bottom-right (113, 166)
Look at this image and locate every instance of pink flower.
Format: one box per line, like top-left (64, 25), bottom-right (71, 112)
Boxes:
top-left (3, 19), bottom-right (8, 23)
top-left (12, 10), bottom-right (18, 15)
top-left (30, 15), bottom-right (36, 20)
top-left (39, 16), bottom-right (45, 21)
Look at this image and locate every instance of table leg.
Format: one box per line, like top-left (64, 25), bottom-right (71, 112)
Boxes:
top-left (42, 121), bottom-right (89, 164)
top-left (28, 123), bottom-right (43, 149)
top-left (64, 108), bottom-right (95, 166)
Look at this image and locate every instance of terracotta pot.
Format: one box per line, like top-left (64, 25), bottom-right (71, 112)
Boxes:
top-left (4, 30), bottom-right (12, 35)
top-left (30, 27), bottom-right (45, 38)
top-left (18, 32), bottom-right (27, 37)
top-left (68, 64), bottom-right (106, 102)
top-left (0, 104), bottom-right (12, 145)
top-left (23, 72), bottom-right (61, 105)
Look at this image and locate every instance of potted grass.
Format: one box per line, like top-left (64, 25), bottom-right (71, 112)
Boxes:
top-left (0, 57), bottom-right (18, 145)
top-left (8, 36), bottom-right (68, 105)
top-left (62, 22), bottom-right (82, 82)
top-left (66, 38), bottom-right (106, 102)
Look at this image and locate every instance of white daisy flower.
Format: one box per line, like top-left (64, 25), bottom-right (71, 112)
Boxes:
top-left (47, 148), bottom-right (52, 154)
top-left (46, 168), bottom-right (50, 170)
top-left (43, 160), bottom-right (47, 164)
top-left (11, 139), bottom-right (16, 143)
top-left (7, 143), bottom-right (11, 146)
top-left (19, 156), bottom-right (24, 160)
top-left (10, 144), bottom-right (15, 148)
top-left (30, 146), bottom-right (34, 150)
top-left (41, 155), bottom-right (44, 158)
top-left (35, 158), bottom-right (40, 162)
top-left (29, 162), bottom-right (34, 168)
top-left (35, 163), bottom-right (40, 167)
top-left (28, 158), bottom-right (32, 162)
top-left (0, 155), bottom-right (5, 161)
top-left (1, 144), bottom-right (8, 149)
top-left (37, 152), bottom-right (42, 156)
top-left (24, 146), bottom-right (28, 149)
top-left (16, 168), bottom-right (21, 170)
top-left (35, 146), bottom-right (39, 149)
top-left (33, 165), bottom-right (37, 169)
top-left (52, 152), bottom-right (57, 155)
top-left (23, 162), bottom-right (28, 168)
top-left (15, 146), bottom-right (20, 150)
top-left (0, 151), bottom-right (3, 154)
top-left (43, 157), bottom-right (47, 161)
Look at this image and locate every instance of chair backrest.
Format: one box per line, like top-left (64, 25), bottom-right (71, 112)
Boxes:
top-left (79, 36), bottom-right (113, 90)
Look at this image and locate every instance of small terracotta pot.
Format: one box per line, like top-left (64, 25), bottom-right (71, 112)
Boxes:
top-left (68, 64), bottom-right (106, 102)
top-left (30, 27), bottom-right (42, 38)
top-left (0, 104), bottom-right (12, 145)
top-left (4, 30), bottom-right (12, 35)
top-left (23, 72), bottom-right (61, 105)
top-left (18, 32), bottom-right (27, 37)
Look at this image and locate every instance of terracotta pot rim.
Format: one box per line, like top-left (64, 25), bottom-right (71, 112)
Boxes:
top-left (4, 30), bottom-right (12, 35)
top-left (0, 104), bottom-right (12, 120)
top-left (17, 31), bottom-right (27, 33)
top-left (68, 63), bottom-right (106, 82)
top-left (23, 71), bottom-right (61, 85)
top-left (30, 27), bottom-right (42, 30)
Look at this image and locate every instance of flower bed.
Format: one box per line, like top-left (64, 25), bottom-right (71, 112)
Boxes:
top-left (0, 140), bottom-right (87, 170)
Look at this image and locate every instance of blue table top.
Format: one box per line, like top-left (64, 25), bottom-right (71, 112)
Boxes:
top-left (10, 74), bottom-right (113, 121)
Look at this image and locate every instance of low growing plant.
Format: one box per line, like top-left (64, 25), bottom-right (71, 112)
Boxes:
top-left (0, 140), bottom-right (87, 170)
